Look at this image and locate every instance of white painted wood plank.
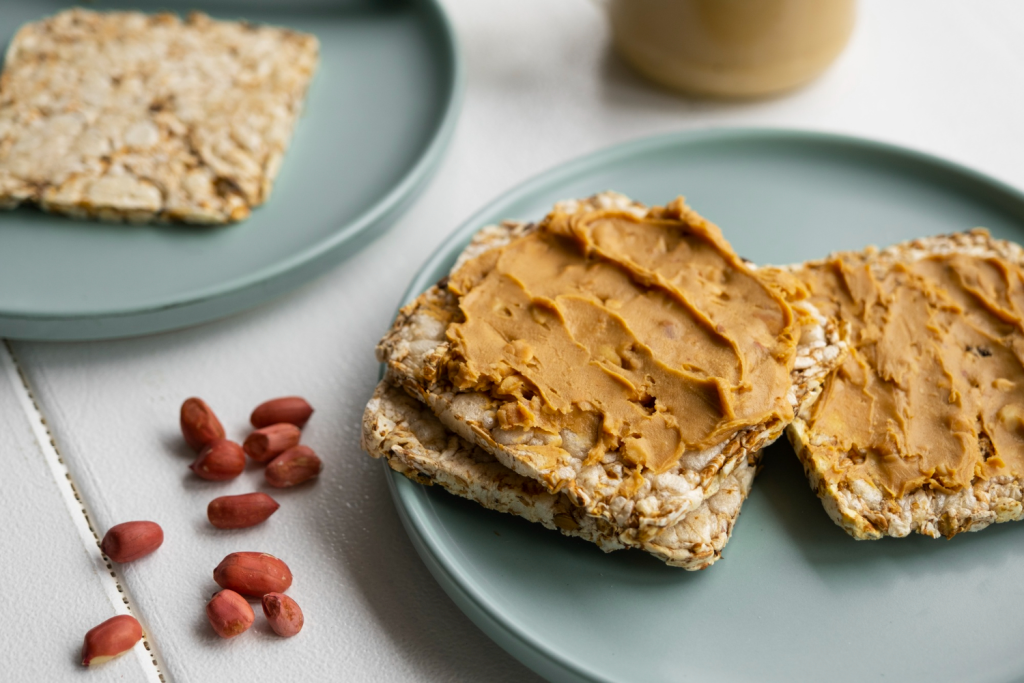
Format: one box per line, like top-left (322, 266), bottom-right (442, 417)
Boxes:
top-left (7, 0), bottom-right (1024, 680)
top-left (9, 290), bottom-right (542, 681)
top-left (0, 347), bottom-right (157, 681)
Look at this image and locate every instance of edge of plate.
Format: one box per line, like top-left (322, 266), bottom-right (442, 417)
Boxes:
top-left (382, 126), bottom-right (1024, 683)
top-left (0, 0), bottom-right (464, 340)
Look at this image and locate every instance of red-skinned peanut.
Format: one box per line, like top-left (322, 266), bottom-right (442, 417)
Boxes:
top-left (81, 615), bottom-right (143, 666)
top-left (265, 446), bottom-right (322, 488)
top-left (190, 439), bottom-right (245, 481)
top-left (250, 397), bottom-right (314, 429)
top-left (206, 590), bottom-right (255, 639)
top-left (208, 493), bottom-right (280, 529)
top-left (243, 424), bottom-right (301, 463)
top-left (262, 592), bottom-right (304, 637)
top-left (213, 552), bottom-right (293, 597)
top-left (100, 521), bottom-right (164, 563)
top-left (180, 397), bottom-right (225, 451)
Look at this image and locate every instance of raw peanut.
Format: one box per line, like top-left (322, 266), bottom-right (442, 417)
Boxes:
top-left (100, 521), bottom-right (164, 563)
top-left (262, 592), bottom-right (304, 638)
top-left (190, 439), bottom-right (245, 481)
top-left (213, 552), bottom-right (293, 597)
top-left (206, 589), bottom-right (254, 639)
top-left (208, 493), bottom-right (280, 529)
top-left (81, 614), bottom-right (143, 666)
top-left (243, 423), bottom-right (301, 463)
top-left (250, 396), bottom-right (314, 429)
top-left (180, 397), bottom-right (225, 451)
top-left (265, 446), bottom-right (322, 488)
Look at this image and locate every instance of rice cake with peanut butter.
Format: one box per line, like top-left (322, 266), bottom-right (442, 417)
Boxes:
top-left (363, 377), bottom-right (758, 569)
top-left (0, 9), bottom-right (318, 224)
top-left (786, 229), bottom-right (1024, 539)
top-left (378, 192), bottom-right (844, 541)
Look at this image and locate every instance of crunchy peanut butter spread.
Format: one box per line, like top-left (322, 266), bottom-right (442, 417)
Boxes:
top-left (798, 248), bottom-right (1024, 498)
top-left (443, 198), bottom-right (799, 475)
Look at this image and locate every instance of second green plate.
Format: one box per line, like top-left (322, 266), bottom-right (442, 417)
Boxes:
top-left (0, 0), bottom-right (461, 340)
top-left (388, 129), bottom-right (1024, 683)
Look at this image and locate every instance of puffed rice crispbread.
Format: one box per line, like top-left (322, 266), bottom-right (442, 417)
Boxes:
top-left (0, 9), bottom-right (318, 224)
top-left (363, 377), bottom-right (759, 569)
top-left (377, 192), bottom-right (846, 548)
top-left (786, 230), bottom-right (1024, 540)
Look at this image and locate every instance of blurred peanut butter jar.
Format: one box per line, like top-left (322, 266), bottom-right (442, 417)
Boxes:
top-left (608, 0), bottom-right (856, 98)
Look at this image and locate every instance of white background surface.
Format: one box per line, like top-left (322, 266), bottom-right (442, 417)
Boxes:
top-left (5, 0), bottom-right (1024, 680)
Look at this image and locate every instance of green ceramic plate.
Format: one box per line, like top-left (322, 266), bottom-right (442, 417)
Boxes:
top-left (0, 0), bottom-right (461, 340)
top-left (387, 129), bottom-right (1024, 683)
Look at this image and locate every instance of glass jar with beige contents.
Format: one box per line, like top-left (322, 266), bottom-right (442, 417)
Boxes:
top-left (608, 0), bottom-right (856, 98)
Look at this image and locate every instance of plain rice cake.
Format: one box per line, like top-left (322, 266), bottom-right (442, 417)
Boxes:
top-left (0, 9), bottom-right (318, 224)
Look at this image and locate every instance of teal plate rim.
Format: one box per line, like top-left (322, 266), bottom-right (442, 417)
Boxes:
top-left (381, 127), bottom-right (1024, 683)
top-left (0, 0), bottom-right (463, 340)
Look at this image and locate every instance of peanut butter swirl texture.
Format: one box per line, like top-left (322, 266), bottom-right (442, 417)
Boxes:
top-left (443, 198), bottom-right (799, 476)
top-left (798, 246), bottom-right (1024, 499)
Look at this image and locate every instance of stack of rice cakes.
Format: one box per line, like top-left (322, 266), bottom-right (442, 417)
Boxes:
top-left (363, 192), bottom-right (843, 568)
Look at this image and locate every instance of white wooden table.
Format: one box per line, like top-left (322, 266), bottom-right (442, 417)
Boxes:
top-left (5, 1), bottom-right (1023, 680)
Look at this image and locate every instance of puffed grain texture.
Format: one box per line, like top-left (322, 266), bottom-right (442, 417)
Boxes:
top-left (786, 230), bottom-right (1024, 540)
top-left (377, 192), bottom-right (845, 539)
top-left (0, 9), bottom-right (318, 224)
top-left (363, 377), bottom-right (757, 569)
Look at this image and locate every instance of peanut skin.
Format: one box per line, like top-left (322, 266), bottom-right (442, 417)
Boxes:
top-left (190, 439), bottom-right (245, 481)
top-left (206, 589), bottom-right (255, 639)
top-left (262, 592), bottom-right (304, 637)
top-left (81, 614), bottom-right (143, 666)
top-left (180, 397), bottom-right (225, 451)
top-left (265, 446), bottom-right (322, 488)
top-left (100, 521), bottom-right (164, 563)
top-left (250, 397), bottom-right (314, 429)
top-left (243, 423), bottom-right (301, 463)
top-left (213, 552), bottom-right (293, 597)
top-left (208, 493), bottom-right (280, 529)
